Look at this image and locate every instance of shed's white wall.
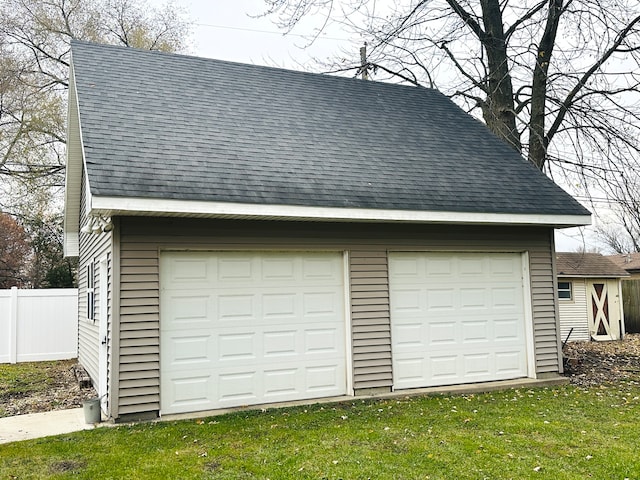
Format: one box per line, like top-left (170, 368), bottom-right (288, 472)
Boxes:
top-left (558, 278), bottom-right (590, 342)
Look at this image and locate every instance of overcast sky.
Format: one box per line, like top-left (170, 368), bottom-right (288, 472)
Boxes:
top-left (170, 0), bottom-right (358, 68)
top-left (154, 0), bottom-right (596, 253)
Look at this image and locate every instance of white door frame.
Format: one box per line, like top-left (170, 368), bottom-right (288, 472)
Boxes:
top-left (98, 257), bottom-right (109, 412)
top-left (521, 252), bottom-right (537, 379)
top-left (342, 250), bottom-right (354, 395)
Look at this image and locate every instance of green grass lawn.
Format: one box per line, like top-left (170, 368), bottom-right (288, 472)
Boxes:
top-left (1, 381), bottom-right (639, 479)
top-left (0, 361), bottom-right (61, 398)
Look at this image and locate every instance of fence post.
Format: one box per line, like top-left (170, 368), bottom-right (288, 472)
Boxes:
top-left (9, 286), bottom-right (18, 364)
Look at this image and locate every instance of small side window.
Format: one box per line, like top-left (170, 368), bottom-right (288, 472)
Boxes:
top-left (87, 262), bottom-right (95, 321)
top-left (557, 281), bottom-right (572, 300)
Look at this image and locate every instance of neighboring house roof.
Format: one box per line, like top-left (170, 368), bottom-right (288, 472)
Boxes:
top-left (64, 41), bottom-right (591, 254)
top-left (606, 253), bottom-right (640, 274)
top-left (556, 252), bottom-right (629, 278)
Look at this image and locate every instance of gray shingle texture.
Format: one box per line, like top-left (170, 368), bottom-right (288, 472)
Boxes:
top-left (606, 253), bottom-right (640, 273)
top-left (71, 40), bottom-right (590, 216)
top-left (556, 252), bottom-right (629, 277)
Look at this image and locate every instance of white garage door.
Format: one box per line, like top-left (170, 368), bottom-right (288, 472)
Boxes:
top-left (160, 251), bottom-right (347, 415)
top-left (390, 252), bottom-right (529, 390)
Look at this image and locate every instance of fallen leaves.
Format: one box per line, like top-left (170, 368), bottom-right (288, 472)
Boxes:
top-left (563, 334), bottom-right (640, 387)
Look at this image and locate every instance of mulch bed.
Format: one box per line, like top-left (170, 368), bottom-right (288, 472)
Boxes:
top-left (2, 334), bottom-right (639, 417)
top-left (0, 360), bottom-right (96, 418)
top-left (562, 333), bottom-right (640, 387)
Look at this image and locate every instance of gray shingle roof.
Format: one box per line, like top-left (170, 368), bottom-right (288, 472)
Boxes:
top-left (607, 253), bottom-right (640, 273)
top-left (556, 252), bottom-right (629, 277)
top-left (70, 40), bottom-right (589, 217)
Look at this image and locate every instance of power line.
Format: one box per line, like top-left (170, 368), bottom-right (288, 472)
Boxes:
top-left (193, 22), bottom-right (351, 42)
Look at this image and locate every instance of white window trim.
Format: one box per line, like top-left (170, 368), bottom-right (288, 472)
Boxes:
top-left (557, 281), bottom-right (572, 301)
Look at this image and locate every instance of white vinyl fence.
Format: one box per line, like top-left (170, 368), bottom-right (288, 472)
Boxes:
top-left (0, 287), bottom-right (78, 364)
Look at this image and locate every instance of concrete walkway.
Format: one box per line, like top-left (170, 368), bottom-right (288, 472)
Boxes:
top-left (0, 408), bottom-right (95, 444)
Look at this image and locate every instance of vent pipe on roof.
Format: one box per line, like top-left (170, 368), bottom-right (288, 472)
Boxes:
top-left (359, 42), bottom-right (369, 80)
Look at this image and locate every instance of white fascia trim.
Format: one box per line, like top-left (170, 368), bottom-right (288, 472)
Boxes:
top-left (83, 167), bottom-right (93, 216)
top-left (90, 195), bottom-right (592, 227)
top-left (558, 274), bottom-right (629, 279)
top-left (64, 231), bottom-right (79, 258)
top-left (63, 63), bottom-right (81, 258)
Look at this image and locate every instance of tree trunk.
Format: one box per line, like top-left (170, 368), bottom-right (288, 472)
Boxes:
top-left (528, 0), bottom-right (564, 170)
top-left (479, 0), bottom-right (521, 153)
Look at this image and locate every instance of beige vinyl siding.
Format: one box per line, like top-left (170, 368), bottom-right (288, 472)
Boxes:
top-left (77, 169), bottom-right (113, 391)
top-left (350, 250), bottom-right (392, 390)
top-left (529, 245), bottom-right (563, 373)
top-left (118, 244), bottom-right (160, 415)
top-left (117, 217), bottom-right (560, 419)
top-left (558, 279), bottom-right (590, 342)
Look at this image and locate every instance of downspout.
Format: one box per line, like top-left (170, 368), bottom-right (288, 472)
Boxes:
top-left (110, 217), bottom-right (121, 420)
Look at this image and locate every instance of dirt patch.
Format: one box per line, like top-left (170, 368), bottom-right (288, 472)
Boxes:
top-left (562, 333), bottom-right (640, 387)
top-left (0, 360), bottom-right (96, 417)
top-left (49, 459), bottom-right (87, 474)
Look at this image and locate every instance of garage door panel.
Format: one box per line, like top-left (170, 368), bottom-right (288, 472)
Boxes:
top-left (494, 351), bottom-right (526, 374)
top-left (261, 257), bottom-right (296, 281)
top-left (167, 374), bottom-right (214, 410)
top-left (163, 293), bottom-right (212, 330)
top-left (388, 256), bottom-right (421, 279)
top-left (263, 368), bottom-right (300, 397)
top-left (494, 318), bottom-right (521, 340)
top-left (263, 330), bottom-right (298, 357)
top-left (392, 323), bottom-right (424, 349)
top-left (391, 289), bottom-right (422, 312)
top-left (217, 257), bottom-right (254, 282)
top-left (395, 357), bottom-right (424, 384)
top-left (303, 257), bottom-right (341, 281)
top-left (168, 258), bottom-right (212, 284)
top-left (161, 251), bottom-right (347, 414)
top-left (303, 291), bottom-right (341, 316)
top-left (426, 289), bottom-right (455, 311)
top-left (458, 257), bottom-right (484, 275)
top-left (492, 287), bottom-right (521, 309)
top-left (262, 293), bottom-right (296, 319)
top-left (218, 332), bottom-right (257, 361)
top-left (464, 353), bottom-right (490, 376)
top-left (460, 288), bottom-right (487, 309)
top-left (430, 355), bottom-right (458, 381)
top-left (429, 321), bottom-right (457, 344)
top-left (306, 363), bottom-right (344, 393)
top-left (461, 320), bottom-right (488, 342)
top-left (305, 328), bottom-right (341, 354)
top-left (390, 252), bottom-right (528, 390)
top-left (218, 371), bottom-right (258, 403)
top-left (217, 294), bottom-right (258, 322)
top-left (426, 257), bottom-right (454, 276)
top-left (166, 332), bottom-right (214, 366)
top-left (490, 257), bottom-right (520, 275)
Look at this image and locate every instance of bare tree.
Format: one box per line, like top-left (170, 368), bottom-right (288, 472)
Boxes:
top-left (594, 173), bottom-right (640, 253)
top-left (0, 0), bottom-right (190, 282)
top-left (0, 0), bottom-right (190, 215)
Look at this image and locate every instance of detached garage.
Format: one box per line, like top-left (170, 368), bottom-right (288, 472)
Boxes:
top-left (64, 41), bottom-right (591, 422)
